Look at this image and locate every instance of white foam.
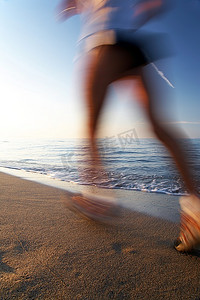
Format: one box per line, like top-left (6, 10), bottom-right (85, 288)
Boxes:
top-left (0, 166), bottom-right (180, 223)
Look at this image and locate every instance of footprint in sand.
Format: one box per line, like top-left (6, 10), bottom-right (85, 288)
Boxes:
top-left (0, 251), bottom-right (14, 273)
top-left (112, 243), bottom-right (136, 254)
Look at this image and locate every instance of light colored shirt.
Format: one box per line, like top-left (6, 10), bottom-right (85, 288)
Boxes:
top-left (78, 0), bottom-right (139, 40)
top-left (56, 0), bottom-right (169, 58)
top-left (57, 0), bottom-right (166, 40)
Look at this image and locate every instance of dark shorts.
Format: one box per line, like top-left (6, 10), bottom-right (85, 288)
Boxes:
top-left (114, 29), bottom-right (172, 68)
top-left (77, 29), bottom-right (173, 65)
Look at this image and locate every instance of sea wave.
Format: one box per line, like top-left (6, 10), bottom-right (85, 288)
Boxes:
top-left (0, 138), bottom-right (199, 196)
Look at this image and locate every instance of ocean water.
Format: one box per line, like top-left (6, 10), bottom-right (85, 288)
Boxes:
top-left (0, 138), bottom-right (199, 196)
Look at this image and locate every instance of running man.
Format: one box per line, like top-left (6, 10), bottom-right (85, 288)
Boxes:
top-left (56, 0), bottom-right (200, 252)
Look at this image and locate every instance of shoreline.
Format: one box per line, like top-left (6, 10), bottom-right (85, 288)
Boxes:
top-left (1, 171), bottom-right (200, 299)
top-left (0, 166), bottom-right (184, 196)
top-left (0, 167), bottom-right (180, 223)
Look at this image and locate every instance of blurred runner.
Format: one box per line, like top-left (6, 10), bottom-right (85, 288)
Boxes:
top-left (56, 0), bottom-right (200, 252)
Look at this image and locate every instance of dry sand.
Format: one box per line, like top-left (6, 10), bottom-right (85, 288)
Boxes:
top-left (0, 171), bottom-right (200, 299)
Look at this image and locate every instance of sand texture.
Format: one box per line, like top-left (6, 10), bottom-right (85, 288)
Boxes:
top-left (0, 172), bottom-right (200, 299)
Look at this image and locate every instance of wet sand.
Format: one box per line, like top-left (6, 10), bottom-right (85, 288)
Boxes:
top-left (1, 171), bottom-right (200, 299)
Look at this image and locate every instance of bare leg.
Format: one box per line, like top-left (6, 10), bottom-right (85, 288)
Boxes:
top-left (137, 70), bottom-right (199, 196)
top-left (68, 45), bottom-right (139, 220)
top-left (134, 69), bottom-right (200, 252)
top-left (84, 45), bottom-right (139, 169)
top-left (83, 45), bottom-right (198, 196)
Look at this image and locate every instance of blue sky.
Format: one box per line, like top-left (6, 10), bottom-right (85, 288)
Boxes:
top-left (0, 0), bottom-right (200, 139)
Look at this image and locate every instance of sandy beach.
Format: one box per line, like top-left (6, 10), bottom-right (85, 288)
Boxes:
top-left (1, 171), bottom-right (200, 299)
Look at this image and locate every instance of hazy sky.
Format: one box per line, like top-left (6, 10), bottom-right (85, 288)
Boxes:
top-left (0, 0), bottom-right (200, 139)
